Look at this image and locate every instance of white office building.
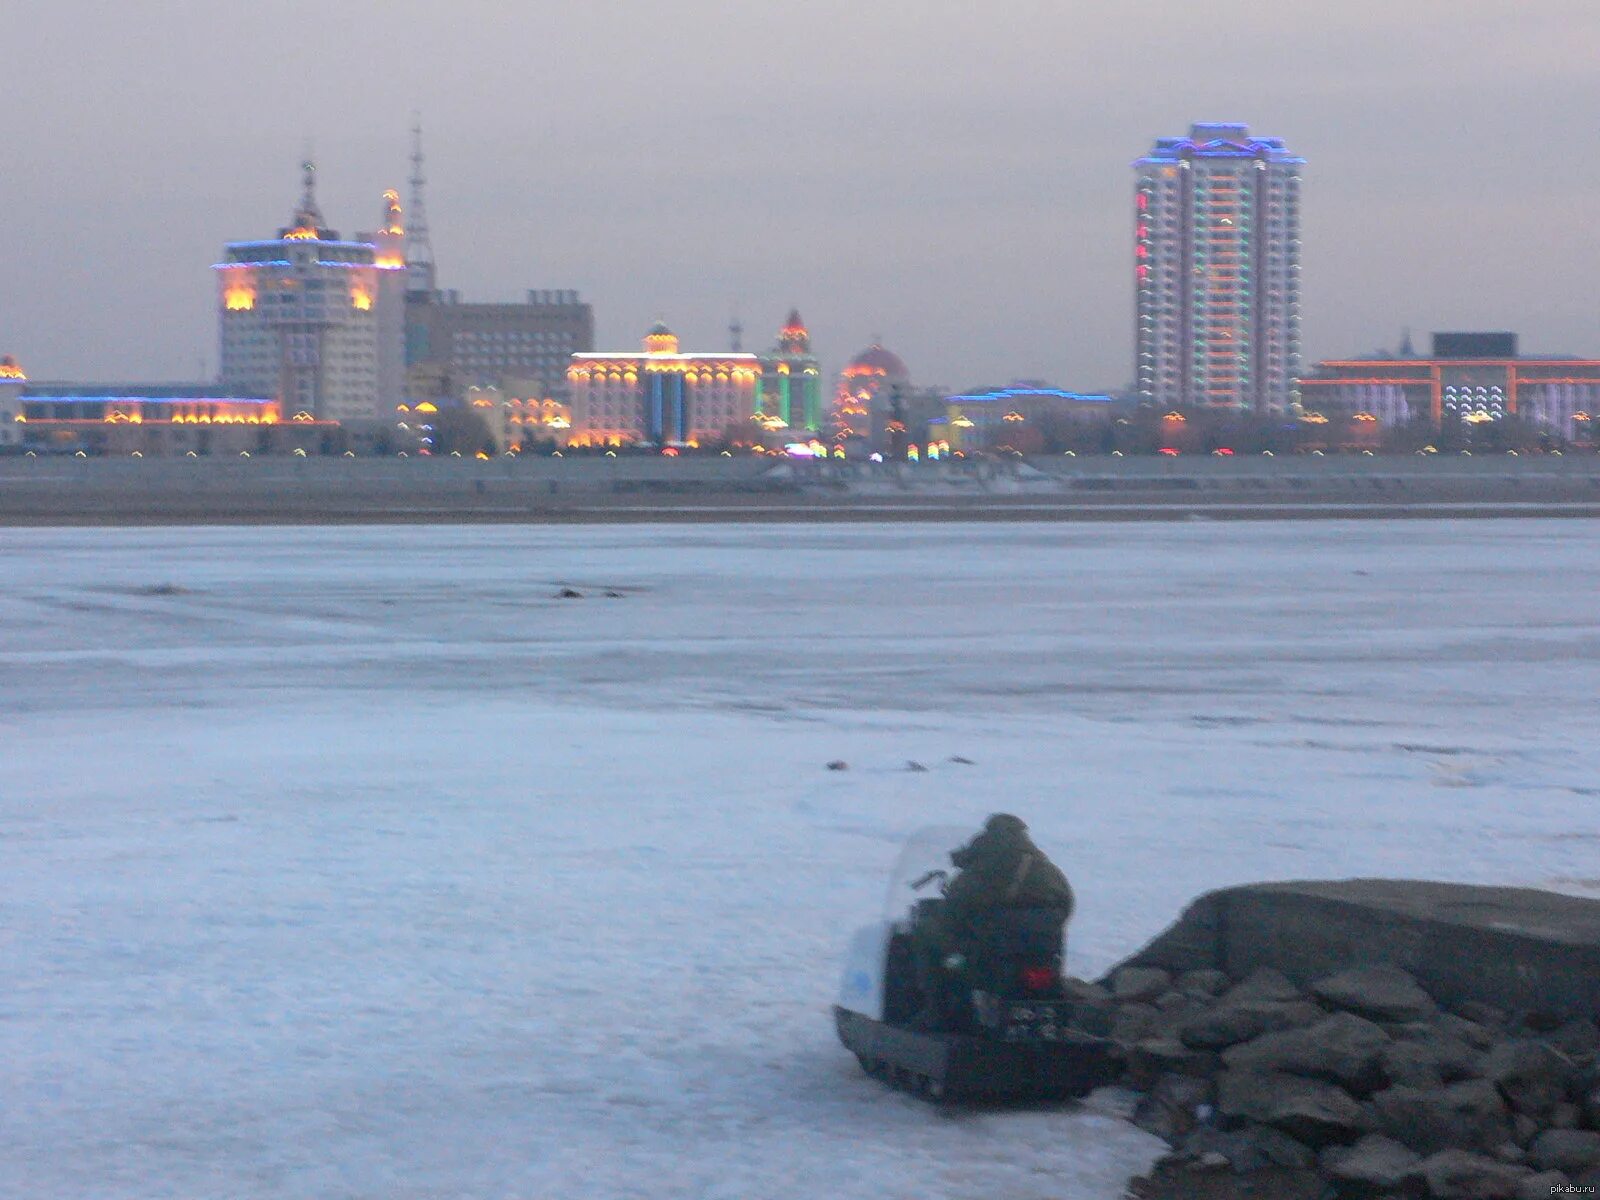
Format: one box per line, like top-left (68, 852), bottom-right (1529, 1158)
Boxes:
top-left (216, 164), bottom-right (406, 424)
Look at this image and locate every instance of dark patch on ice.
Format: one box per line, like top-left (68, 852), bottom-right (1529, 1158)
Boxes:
top-left (1191, 714), bottom-right (1266, 728)
top-left (134, 583), bottom-right (193, 597)
top-left (1394, 742), bottom-right (1472, 755)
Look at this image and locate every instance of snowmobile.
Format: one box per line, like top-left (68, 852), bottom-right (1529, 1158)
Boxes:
top-left (834, 826), bottom-right (1121, 1103)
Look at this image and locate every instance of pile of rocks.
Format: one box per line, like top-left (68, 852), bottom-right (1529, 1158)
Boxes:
top-left (1079, 962), bottom-right (1600, 1199)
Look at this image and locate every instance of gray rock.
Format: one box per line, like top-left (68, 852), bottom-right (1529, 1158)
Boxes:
top-left (1549, 1019), bottom-right (1600, 1066)
top-left (1419, 1149), bottom-right (1533, 1199)
top-left (1058, 977), bottom-right (1117, 1037)
top-left (1176, 968), bottom-right (1231, 999)
top-left (1483, 1039), bottom-right (1576, 1122)
top-left (1528, 1129), bottom-right (1600, 1174)
top-left (1133, 1073), bottom-right (1215, 1143)
top-left (1382, 1027), bottom-right (1483, 1087)
top-left (1493, 1141), bottom-right (1527, 1165)
top-left (1112, 1002), bottom-right (1160, 1042)
top-left (1381, 1039), bottom-right (1448, 1090)
top-left (1215, 1069), bottom-right (1370, 1147)
top-left (1183, 1123), bottom-right (1316, 1172)
top-left (1552, 1101), bottom-right (1581, 1130)
top-left (1222, 966), bottom-right (1303, 1005)
top-left (1221, 1011), bottom-right (1392, 1095)
top-left (1126, 1037), bottom-right (1220, 1090)
top-left (1311, 964), bottom-right (1438, 1024)
top-left (1112, 966), bottom-right (1172, 1004)
top-left (1153, 988), bottom-right (1192, 1013)
top-left (1516, 1172), bottom-right (1572, 1200)
top-left (1178, 999), bottom-right (1324, 1050)
top-left (1370, 1079), bottom-right (1512, 1155)
top-left (1582, 1085), bottom-right (1600, 1130)
top-left (1435, 1013), bottom-right (1500, 1053)
top-left (1512, 1114), bottom-right (1540, 1147)
top-left (1319, 1133), bottom-right (1422, 1191)
top-left (1456, 1000), bottom-right (1508, 1030)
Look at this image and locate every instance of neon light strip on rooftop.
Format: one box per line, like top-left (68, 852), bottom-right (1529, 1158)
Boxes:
top-left (25, 395), bottom-right (276, 405)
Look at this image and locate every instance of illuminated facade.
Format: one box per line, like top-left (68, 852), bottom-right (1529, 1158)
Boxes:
top-left (755, 310), bottom-right (823, 432)
top-left (9, 384), bottom-right (343, 455)
top-left (1135, 123), bottom-right (1303, 412)
top-left (830, 343), bottom-right (909, 450)
top-left (216, 163), bottom-right (406, 424)
top-left (0, 356), bottom-right (25, 447)
top-left (1300, 332), bottom-right (1600, 432)
top-left (565, 323), bottom-right (760, 448)
top-left (940, 386), bottom-right (1117, 453)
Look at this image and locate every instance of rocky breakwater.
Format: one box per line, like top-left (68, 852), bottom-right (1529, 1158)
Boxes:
top-left (1070, 961), bottom-right (1600, 1198)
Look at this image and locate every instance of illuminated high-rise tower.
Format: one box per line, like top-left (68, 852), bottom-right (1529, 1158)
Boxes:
top-left (1134, 123), bottom-right (1304, 412)
top-left (216, 163), bottom-right (406, 423)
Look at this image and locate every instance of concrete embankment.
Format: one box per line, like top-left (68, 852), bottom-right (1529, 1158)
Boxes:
top-left (2, 454), bottom-right (1599, 524)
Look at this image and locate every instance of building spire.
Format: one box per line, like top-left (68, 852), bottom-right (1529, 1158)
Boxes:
top-left (729, 310), bottom-right (743, 352)
top-left (297, 159), bottom-right (323, 225)
top-left (406, 118), bottom-right (437, 296)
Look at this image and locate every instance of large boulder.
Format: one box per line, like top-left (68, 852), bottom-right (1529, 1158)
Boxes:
top-left (1175, 968), bottom-right (1231, 999)
top-left (1112, 967), bottom-right (1173, 1004)
top-left (1318, 1133), bottom-right (1422, 1193)
top-left (1419, 1149), bottom-right (1533, 1199)
top-left (1221, 1012), bottom-right (1392, 1095)
top-left (1482, 1039), bottom-right (1576, 1122)
top-left (1380, 1026), bottom-right (1483, 1089)
top-left (1311, 964), bottom-right (1439, 1024)
top-left (1369, 1079), bottom-right (1512, 1155)
top-left (1222, 966), bottom-right (1304, 1005)
top-left (1178, 999), bottom-right (1324, 1050)
top-left (1527, 1128), bottom-right (1600, 1174)
top-left (1125, 1037), bottom-right (1220, 1090)
top-left (1181, 1123), bottom-right (1317, 1172)
top-left (1215, 1069), bottom-right (1369, 1147)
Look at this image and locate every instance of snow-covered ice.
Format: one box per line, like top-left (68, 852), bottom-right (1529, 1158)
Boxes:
top-left (3, 519), bottom-right (1599, 1199)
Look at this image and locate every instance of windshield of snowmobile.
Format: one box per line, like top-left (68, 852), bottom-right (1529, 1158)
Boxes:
top-left (883, 824), bottom-right (974, 920)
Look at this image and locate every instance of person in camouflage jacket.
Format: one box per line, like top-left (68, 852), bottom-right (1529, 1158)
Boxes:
top-left (910, 813), bottom-right (1074, 1028)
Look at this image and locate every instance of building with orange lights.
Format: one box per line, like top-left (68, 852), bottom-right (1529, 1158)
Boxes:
top-left (754, 310), bottom-right (823, 433)
top-left (565, 323), bottom-right (760, 448)
top-left (7, 381), bottom-right (343, 456)
top-left (1299, 332), bottom-right (1600, 434)
top-left (1135, 124), bottom-right (1303, 413)
top-left (0, 356), bottom-right (25, 449)
top-left (830, 343), bottom-right (910, 451)
top-left (216, 163), bottom-right (406, 426)
top-left (938, 386), bottom-right (1118, 454)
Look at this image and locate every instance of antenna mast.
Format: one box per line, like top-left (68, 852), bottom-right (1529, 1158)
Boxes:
top-left (407, 119), bottom-right (437, 296)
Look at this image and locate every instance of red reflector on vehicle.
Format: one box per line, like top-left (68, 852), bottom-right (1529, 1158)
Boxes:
top-left (1021, 966), bottom-right (1055, 992)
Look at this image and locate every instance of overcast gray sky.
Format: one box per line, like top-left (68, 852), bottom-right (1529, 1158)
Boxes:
top-left (4, 0), bottom-right (1597, 392)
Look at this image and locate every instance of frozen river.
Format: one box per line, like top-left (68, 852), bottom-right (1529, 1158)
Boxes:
top-left (4, 520), bottom-right (1599, 1199)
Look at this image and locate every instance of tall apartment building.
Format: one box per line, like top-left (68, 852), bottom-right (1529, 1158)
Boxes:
top-left (216, 164), bottom-right (406, 424)
top-left (1134, 123), bottom-right (1303, 412)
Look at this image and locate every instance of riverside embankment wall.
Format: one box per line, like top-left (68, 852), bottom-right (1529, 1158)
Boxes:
top-left (2, 454), bottom-right (1599, 523)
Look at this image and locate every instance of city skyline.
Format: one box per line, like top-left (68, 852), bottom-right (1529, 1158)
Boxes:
top-left (5, 1), bottom-right (1599, 392)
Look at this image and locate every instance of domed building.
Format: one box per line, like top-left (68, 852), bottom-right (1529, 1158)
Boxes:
top-left (831, 342), bottom-right (910, 450)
